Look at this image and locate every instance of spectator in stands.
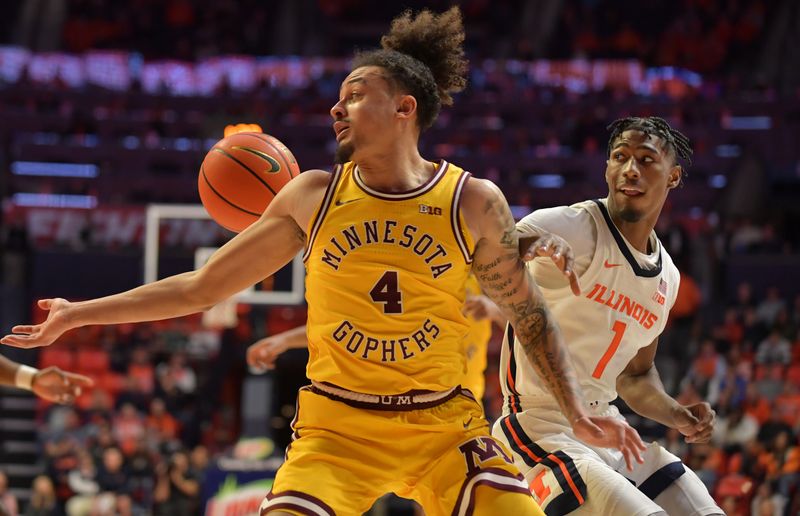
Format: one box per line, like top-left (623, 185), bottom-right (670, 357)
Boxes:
top-left (24, 476), bottom-right (56, 516)
top-left (127, 347), bottom-right (155, 396)
top-left (0, 471), bottom-right (18, 516)
top-left (755, 326), bottom-right (792, 366)
top-left (712, 404), bottom-right (759, 451)
top-left (153, 451), bottom-right (199, 516)
top-left (145, 398), bottom-right (179, 443)
top-left (750, 482), bottom-right (786, 516)
top-left (686, 338), bottom-right (727, 396)
top-left (95, 447), bottom-right (128, 508)
top-left (189, 445), bottom-right (209, 487)
top-left (65, 451), bottom-right (100, 516)
top-left (155, 352), bottom-right (195, 395)
top-left (112, 403), bottom-right (144, 456)
top-left (756, 287), bottom-right (786, 328)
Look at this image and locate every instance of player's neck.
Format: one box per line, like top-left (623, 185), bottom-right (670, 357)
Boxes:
top-left (355, 146), bottom-right (435, 193)
top-left (613, 220), bottom-right (656, 254)
top-left (606, 202), bottom-right (660, 254)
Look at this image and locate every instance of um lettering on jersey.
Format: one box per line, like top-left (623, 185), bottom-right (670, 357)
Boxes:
top-left (319, 219), bottom-right (453, 279)
top-left (585, 282), bottom-right (659, 329)
top-left (332, 318), bottom-right (441, 362)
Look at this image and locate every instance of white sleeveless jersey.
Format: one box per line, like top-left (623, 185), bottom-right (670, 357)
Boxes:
top-left (500, 199), bottom-right (680, 411)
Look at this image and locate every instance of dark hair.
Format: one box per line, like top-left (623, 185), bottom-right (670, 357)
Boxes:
top-left (351, 7), bottom-right (467, 131)
top-left (606, 117), bottom-right (693, 166)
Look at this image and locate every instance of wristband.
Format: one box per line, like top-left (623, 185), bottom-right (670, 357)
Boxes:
top-left (14, 365), bottom-right (38, 390)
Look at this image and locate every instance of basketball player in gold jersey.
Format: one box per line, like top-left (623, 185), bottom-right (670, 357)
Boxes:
top-left (0, 353), bottom-right (92, 404)
top-left (3, 8), bottom-right (645, 515)
top-left (248, 275), bottom-right (497, 401)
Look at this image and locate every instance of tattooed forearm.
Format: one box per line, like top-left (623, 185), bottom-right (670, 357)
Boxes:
top-left (501, 284), bottom-right (585, 423)
top-left (471, 183), bottom-right (587, 423)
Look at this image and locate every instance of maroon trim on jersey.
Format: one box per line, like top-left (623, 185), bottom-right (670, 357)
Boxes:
top-left (283, 385), bottom-right (309, 462)
top-left (450, 467), bottom-right (529, 516)
top-left (260, 489), bottom-right (335, 516)
top-left (302, 165), bottom-right (342, 263)
top-left (309, 381), bottom-right (461, 411)
top-left (451, 171), bottom-right (473, 264)
top-left (353, 159), bottom-right (449, 200)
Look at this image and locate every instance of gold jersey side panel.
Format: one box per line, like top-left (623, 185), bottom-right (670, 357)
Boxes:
top-left (463, 274), bottom-right (492, 399)
top-left (304, 160), bottom-right (475, 394)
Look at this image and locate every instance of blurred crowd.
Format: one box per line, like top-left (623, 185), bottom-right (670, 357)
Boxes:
top-left (664, 281), bottom-right (800, 515)
top-left (47, 0), bottom-right (770, 79)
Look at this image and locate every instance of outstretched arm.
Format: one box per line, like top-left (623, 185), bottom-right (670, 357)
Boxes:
top-left (462, 178), bottom-right (645, 467)
top-left (247, 325), bottom-right (308, 371)
top-left (2, 170), bottom-right (331, 349)
top-left (617, 338), bottom-right (715, 444)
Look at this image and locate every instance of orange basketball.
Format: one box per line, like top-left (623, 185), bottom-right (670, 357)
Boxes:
top-left (198, 132), bottom-right (300, 232)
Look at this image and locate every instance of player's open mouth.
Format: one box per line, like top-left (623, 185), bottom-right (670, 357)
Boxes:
top-left (333, 121), bottom-right (350, 140)
top-left (620, 187), bottom-right (643, 197)
top-left (336, 128), bottom-right (350, 141)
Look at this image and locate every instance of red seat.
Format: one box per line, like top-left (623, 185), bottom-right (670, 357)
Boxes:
top-left (39, 348), bottom-right (75, 370)
top-left (786, 364), bottom-right (800, 385)
top-left (75, 349), bottom-right (110, 373)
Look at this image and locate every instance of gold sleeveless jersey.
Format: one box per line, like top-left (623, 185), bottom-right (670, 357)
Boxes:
top-left (303, 160), bottom-right (475, 394)
top-left (462, 274), bottom-right (491, 399)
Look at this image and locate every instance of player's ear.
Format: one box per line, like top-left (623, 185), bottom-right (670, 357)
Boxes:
top-left (396, 95), bottom-right (417, 120)
top-left (667, 165), bottom-right (682, 189)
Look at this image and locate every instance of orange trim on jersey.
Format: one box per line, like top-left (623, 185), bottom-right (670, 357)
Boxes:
top-left (506, 367), bottom-right (518, 403)
top-left (502, 418), bottom-right (586, 505)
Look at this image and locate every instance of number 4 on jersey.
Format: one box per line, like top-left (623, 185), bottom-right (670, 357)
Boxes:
top-left (370, 271), bottom-right (403, 314)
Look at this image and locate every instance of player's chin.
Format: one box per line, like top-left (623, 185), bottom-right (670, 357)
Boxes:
top-left (334, 141), bottom-right (355, 164)
top-left (614, 199), bottom-right (646, 223)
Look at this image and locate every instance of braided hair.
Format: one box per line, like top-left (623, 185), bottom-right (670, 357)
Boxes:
top-left (606, 117), bottom-right (693, 166)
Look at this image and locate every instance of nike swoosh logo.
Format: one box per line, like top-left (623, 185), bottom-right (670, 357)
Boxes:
top-left (463, 416), bottom-right (473, 429)
top-left (335, 198), bottom-right (363, 206)
top-left (604, 259), bottom-right (622, 268)
top-left (230, 146), bottom-right (281, 173)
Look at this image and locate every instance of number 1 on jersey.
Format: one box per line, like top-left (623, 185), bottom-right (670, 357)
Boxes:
top-left (592, 320), bottom-right (627, 378)
top-left (370, 271), bottom-right (403, 314)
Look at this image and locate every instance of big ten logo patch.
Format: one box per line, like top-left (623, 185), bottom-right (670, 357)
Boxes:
top-left (419, 204), bottom-right (442, 216)
top-left (458, 437), bottom-right (514, 475)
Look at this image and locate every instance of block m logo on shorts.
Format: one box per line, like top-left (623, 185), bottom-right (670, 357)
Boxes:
top-left (458, 437), bottom-right (514, 475)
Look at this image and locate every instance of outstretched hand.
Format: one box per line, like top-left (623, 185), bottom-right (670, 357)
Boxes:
top-left (1, 298), bottom-right (74, 349)
top-left (247, 334), bottom-right (291, 371)
top-left (572, 415), bottom-right (647, 471)
top-left (32, 366), bottom-right (94, 404)
top-left (518, 232), bottom-right (581, 296)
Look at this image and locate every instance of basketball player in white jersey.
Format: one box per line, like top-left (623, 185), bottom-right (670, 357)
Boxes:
top-left (493, 117), bottom-right (723, 515)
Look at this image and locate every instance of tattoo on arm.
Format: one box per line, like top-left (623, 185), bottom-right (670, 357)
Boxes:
top-left (473, 189), bottom-right (586, 422)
